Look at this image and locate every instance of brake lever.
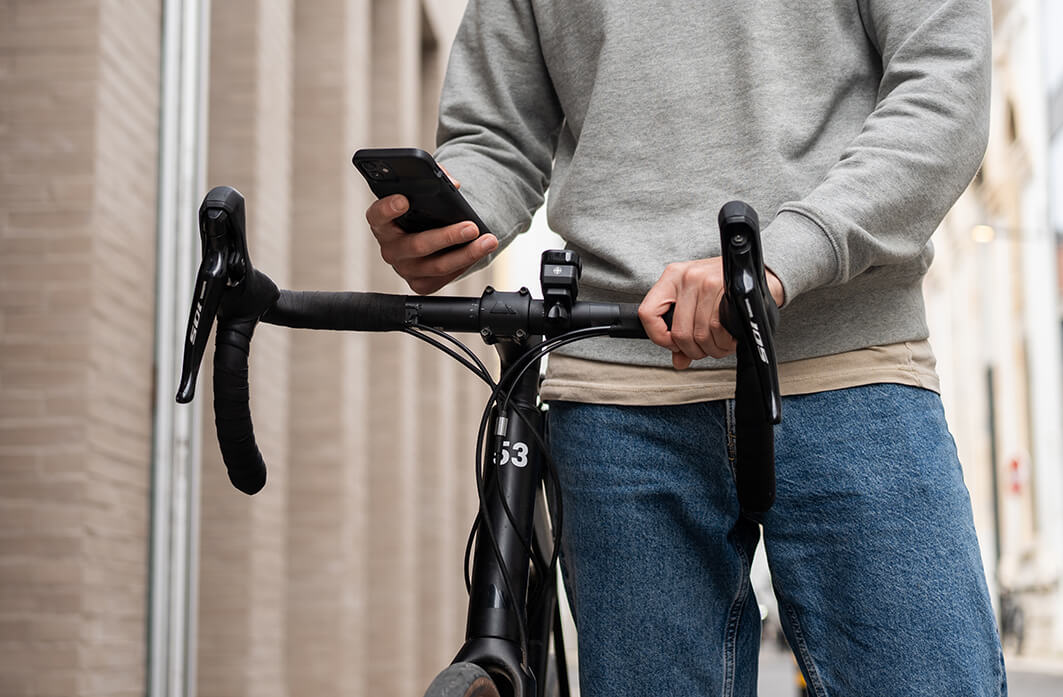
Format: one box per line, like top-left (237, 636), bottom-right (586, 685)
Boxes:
top-left (718, 201), bottom-right (781, 424)
top-left (718, 201), bottom-right (781, 514)
top-left (175, 186), bottom-right (252, 403)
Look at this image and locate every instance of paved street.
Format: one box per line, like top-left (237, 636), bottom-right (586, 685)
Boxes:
top-left (757, 643), bottom-right (1063, 695)
top-left (1006, 656), bottom-right (1063, 696)
top-left (757, 642), bottom-right (803, 695)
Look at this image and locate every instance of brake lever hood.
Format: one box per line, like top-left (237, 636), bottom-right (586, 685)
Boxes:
top-left (175, 186), bottom-right (250, 403)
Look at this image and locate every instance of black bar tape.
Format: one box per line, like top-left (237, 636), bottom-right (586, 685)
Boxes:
top-left (213, 319), bottom-right (267, 495)
top-left (732, 346), bottom-right (776, 513)
top-left (264, 290), bottom-right (408, 331)
top-left (734, 419), bottom-right (776, 513)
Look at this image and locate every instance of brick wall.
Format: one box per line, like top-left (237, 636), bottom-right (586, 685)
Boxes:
top-left (0, 1), bottom-right (160, 695)
top-left (1, 1), bottom-right (483, 695)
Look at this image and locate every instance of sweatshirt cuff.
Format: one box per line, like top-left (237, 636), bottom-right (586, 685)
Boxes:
top-left (760, 209), bottom-right (840, 306)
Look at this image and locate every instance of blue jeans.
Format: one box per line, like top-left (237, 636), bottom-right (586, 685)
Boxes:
top-left (547, 384), bottom-right (1005, 696)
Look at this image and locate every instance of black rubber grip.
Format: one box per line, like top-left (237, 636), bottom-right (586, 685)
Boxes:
top-left (612, 303), bottom-right (647, 338)
top-left (569, 302), bottom-right (670, 339)
top-left (213, 318), bottom-right (267, 495)
top-left (264, 290), bottom-right (408, 331)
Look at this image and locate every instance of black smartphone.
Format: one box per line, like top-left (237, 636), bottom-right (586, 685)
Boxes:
top-left (352, 147), bottom-right (491, 238)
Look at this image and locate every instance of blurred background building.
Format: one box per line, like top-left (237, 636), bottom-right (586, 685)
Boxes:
top-left (2, 2), bottom-right (1062, 697)
top-left (924, 0), bottom-right (1063, 659)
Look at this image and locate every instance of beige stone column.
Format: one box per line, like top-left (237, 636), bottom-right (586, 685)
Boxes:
top-left (197, 1), bottom-right (293, 696)
top-left (0, 1), bottom-right (160, 695)
top-left (362, 1), bottom-right (424, 693)
top-left (285, 0), bottom-right (373, 695)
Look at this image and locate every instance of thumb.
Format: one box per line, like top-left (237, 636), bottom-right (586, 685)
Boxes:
top-left (672, 351), bottom-right (692, 370)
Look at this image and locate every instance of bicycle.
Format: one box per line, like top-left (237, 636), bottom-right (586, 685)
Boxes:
top-left (176, 185), bottom-right (781, 697)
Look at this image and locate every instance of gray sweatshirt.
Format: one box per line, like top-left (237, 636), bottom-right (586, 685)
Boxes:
top-left (435, 0), bottom-right (992, 368)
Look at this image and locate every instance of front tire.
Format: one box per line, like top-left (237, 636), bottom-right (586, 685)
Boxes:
top-left (423, 663), bottom-right (501, 697)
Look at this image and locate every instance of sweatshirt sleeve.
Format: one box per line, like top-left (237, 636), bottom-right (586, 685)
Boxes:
top-left (760, 0), bottom-right (992, 305)
top-left (434, 0), bottom-right (564, 262)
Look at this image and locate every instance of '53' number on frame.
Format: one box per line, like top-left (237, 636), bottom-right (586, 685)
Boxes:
top-left (497, 440), bottom-right (529, 468)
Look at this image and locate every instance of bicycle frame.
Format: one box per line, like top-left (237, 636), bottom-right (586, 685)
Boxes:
top-left (455, 339), bottom-right (565, 697)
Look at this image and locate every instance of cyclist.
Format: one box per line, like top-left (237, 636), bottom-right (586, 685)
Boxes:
top-left (366, 1), bottom-right (1004, 695)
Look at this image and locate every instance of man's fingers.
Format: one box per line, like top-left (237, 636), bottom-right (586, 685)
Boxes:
top-left (366, 195), bottom-right (409, 231)
top-left (669, 276), bottom-right (709, 362)
top-left (638, 284), bottom-right (680, 352)
top-left (641, 258), bottom-right (738, 368)
top-left (766, 268), bottom-right (784, 307)
top-left (408, 271), bottom-right (462, 296)
top-left (709, 315), bottom-right (737, 356)
top-left (424, 234), bottom-right (498, 277)
top-left (702, 286), bottom-right (736, 358)
top-left (672, 352), bottom-right (693, 370)
top-left (393, 234), bottom-right (498, 282)
top-left (387, 222), bottom-right (480, 262)
top-left (378, 220), bottom-right (480, 267)
top-left (402, 236), bottom-right (498, 295)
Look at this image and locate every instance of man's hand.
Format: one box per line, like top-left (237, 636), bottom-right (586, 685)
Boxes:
top-left (639, 258), bottom-right (784, 370)
top-left (365, 174), bottom-right (498, 295)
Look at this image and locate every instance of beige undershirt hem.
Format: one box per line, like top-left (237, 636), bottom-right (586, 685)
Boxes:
top-left (540, 340), bottom-right (939, 406)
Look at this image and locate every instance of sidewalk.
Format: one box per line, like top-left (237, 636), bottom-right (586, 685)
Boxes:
top-left (1007, 667), bottom-right (1063, 696)
top-left (757, 644), bottom-right (1063, 695)
top-left (1007, 654), bottom-right (1063, 676)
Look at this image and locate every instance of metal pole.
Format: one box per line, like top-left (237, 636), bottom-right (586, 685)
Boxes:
top-left (986, 366), bottom-right (1002, 572)
top-left (976, 239), bottom-right (1003, 614)
top-left (149, 1), bottom-right (210, 695)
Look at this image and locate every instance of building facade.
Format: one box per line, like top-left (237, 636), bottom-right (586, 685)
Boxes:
top-left (1, 1), bottom-right (492, 696)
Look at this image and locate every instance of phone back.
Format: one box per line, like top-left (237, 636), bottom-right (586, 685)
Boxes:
top-left (353, 148), bottom-right (489, 235)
